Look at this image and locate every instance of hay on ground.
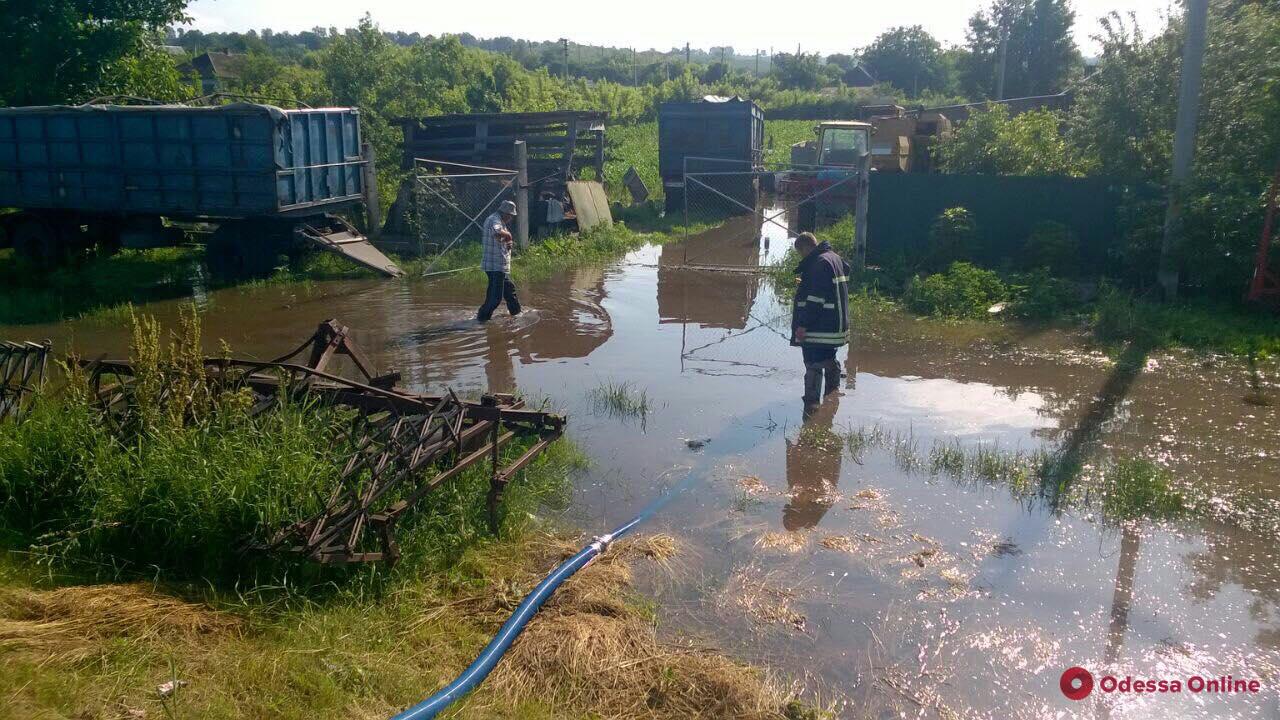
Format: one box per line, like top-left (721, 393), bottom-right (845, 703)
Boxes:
top-left (483, 534), bottom-right (791, 719)
top-left (0, 583), bottom-right (238, 661)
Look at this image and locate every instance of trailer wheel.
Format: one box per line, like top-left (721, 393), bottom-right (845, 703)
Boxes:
top-left (206, 223), bottom-right (245, 279)
top-left (206, 221), bottom-right (287, 279)
top-left (11, 215), bottom-right (67, 269)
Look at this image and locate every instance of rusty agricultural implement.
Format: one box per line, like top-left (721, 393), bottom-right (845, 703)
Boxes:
top-left (0, 340), bottom-right (51, 423)
top-left (77, 320), bottom-right (564, 565)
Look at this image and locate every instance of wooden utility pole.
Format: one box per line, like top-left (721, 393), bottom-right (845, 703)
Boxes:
top-left (755, 50), bottom-right (760, 75)
top-left (685, 42), bottom-right (690, 65)
top-left (560, 38), bottom-right (569, 78)
top-left (632, 47), bottom-right (637, 85)
top-left (995, 29), bottom-right (1009, 100)
top-left (1159, 0), bottom-right (1209, 301)
top-left (513, 141), bottom-right (528, 250)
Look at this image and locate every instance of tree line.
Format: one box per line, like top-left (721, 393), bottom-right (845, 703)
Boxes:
top-left (2, 1), bottom-right (1278, 298)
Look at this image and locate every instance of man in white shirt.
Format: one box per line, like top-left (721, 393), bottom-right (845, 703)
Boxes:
top-left (477, 200), bottom-right (522, 322)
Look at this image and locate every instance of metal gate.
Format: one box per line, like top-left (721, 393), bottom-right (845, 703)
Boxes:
top-left (679, 156), bottom-right (869, 271)
top-left (410, 159), bottom-right (518, 273)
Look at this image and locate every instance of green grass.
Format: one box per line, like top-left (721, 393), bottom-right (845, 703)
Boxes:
top-left (0, 307), bottom-right (578, 582)
top-left (587, 380), bottom-right (653, 425)
top-left (0, 246), bottom-right (201, 325)
top-left (1097, 458), bottom-right (1186, 523)
top-left (838, 423), bottom-right (1202, 527)
top-left (1093, 283), bottom-right (1280, 358)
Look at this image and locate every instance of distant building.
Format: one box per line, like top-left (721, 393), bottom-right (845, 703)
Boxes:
top-left (158, 45), bottom-right (187, 57)
top-left (178, 51), bottom-right (247, 94)
top-left (844, 64), bottom-right (877, 88)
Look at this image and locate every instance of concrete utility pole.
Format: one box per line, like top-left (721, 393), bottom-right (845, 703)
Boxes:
top-left (1159, 0), bottom-right (1210, 301)
top-left (632, 47), bottom-right (637, 85)
top-left (685, 42), bottom-right (690, 65)
top-left (513, 140), bottom-right (529, 250)
top-left (755, 50), bottom-right (760, 75)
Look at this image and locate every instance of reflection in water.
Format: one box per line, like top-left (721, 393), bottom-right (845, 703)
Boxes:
top-left (1105, 526), bottom-right (1142, 666)
top-left (3, 227), bottom-right (1279, 719)
top-left (783, 394), bottom-right (843, 531)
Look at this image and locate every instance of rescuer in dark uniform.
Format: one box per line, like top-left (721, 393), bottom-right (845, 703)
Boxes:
top-left (790, 232), bottom-right (850, 409)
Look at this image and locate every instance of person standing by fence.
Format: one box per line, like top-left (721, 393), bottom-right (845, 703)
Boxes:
top-left (790, 232), bottom-right (850, 410)
top-left (477, 200), bottom-right (523, 322)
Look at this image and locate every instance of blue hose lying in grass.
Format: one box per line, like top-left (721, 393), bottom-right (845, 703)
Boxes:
top-left (391, 468), bottom-right (695, 720)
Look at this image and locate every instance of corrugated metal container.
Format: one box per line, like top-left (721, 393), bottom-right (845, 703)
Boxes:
top-left (657, 98), bottom-right (764, 181)
top-left (0, 103), bottom-right (364, 219)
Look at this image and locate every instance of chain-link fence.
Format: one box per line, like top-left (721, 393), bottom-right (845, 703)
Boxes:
top-left (678, 156), bottom-right (869, 271)
top-left (408, 159), bottom-right (518, 271)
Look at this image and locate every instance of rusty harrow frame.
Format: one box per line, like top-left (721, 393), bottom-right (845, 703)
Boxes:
top-left (0, 340), bottom-right (51, 423)
top-left (80, 320), bottom-right (565, 565)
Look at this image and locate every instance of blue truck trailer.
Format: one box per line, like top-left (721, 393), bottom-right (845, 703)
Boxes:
top-left (0, 102), bottom-right (400, 277)
top-left (657, 97), bottom-right (765, 213)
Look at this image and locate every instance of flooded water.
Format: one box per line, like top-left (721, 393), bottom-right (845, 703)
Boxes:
top-left (4, 219), bottom-right (1280, 719)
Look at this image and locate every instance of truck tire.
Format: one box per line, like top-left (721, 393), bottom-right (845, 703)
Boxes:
top-left (206, 223), bottom-right (247, 279)
top-left (206, 221), bottom-right (289, 279)
top-left (11, 215), bottom-right (66, 269)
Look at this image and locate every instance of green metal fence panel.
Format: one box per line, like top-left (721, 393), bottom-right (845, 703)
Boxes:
top-left (867, 173), bottom-right (1125, 268)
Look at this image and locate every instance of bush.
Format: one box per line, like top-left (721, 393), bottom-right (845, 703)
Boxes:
top-left (904, 261), bottom-right (1007, 319)
top-left (1022, 221), bottom-right (1081, 275)
top-left (925, 207), bottom-right (977, 271)
top-left (1010, 268), bottom-right (1081, 319)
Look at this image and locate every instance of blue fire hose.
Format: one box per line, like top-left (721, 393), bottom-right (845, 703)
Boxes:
top-left (391, 468), bottom-right (695, 720)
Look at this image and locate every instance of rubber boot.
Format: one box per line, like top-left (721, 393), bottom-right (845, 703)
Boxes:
top-left (822, 359), bottom-right (842, 396)
top-left (803, 363), bottom-right (824, 408)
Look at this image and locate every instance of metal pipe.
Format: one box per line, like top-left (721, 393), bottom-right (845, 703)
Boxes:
top-left (391, 469), bottom-right (695, 720)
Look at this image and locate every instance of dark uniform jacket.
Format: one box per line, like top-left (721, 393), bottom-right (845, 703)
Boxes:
top-left (790, 241), bottom-right (851, 348)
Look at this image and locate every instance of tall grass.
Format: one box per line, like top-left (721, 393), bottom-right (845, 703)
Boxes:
top-left (0, 306), bottom-right (577, 581)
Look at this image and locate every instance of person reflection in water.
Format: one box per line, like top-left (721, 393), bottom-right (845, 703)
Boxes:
top-left (783, 392), bottom-right (843, 531)
top-left (484, 322), bottom-right (516, 394)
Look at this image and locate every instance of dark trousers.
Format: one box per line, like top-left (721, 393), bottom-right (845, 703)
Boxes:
top-left (801, 345), bottom-right (840, 404)
top-left (801, 346), bottom-right (837, 364)
top-left (478, 271), bottom-right (521, 321)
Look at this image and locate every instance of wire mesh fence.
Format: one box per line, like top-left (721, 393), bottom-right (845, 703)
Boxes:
top-left (409, 160), bottom-right (518, 271)
top-left (679, 156), bottom-right (868, 271)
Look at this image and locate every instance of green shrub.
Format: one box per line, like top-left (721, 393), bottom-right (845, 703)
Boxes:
top-left (1022, 221), bottom-right (1080, 275)
top-left (925, 207), bottom-right (977, 271)
top-left (1010, 268), bottom-right (1081, 319)
top-left (904, 261), bottom-right (1007, 319)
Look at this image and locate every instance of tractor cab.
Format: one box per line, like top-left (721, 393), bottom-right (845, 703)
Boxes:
top-left (815, 121), bottom-right (872, 167)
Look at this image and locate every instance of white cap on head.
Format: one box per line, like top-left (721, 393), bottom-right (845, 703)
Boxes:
top-left (499, 200), bottom-right (517, 216)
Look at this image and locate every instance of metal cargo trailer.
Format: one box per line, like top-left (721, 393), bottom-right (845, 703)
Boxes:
top-left (657, 97), bottom-right (764, 212)
top-left (0, 103), bottom-right (400, 277)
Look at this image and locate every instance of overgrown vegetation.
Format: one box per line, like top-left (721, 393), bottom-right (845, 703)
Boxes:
top-left (0, 306), bottom-right (577, 580)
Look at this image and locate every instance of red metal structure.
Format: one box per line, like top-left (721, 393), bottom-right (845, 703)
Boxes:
top-left (1249, 163), bottom-right (1280, 303)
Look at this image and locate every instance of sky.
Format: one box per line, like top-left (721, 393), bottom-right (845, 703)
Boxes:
top-left (183, 0), bottom-right (1176, 56)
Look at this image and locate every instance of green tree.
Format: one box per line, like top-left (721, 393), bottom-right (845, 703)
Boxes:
top-left (939, 105), bottom-right (1083, 176)
top-left (1, 0), bottom-right (190, 105)
top-left (1068, 2), bottom-right (1280, 292)
top-left (960, 0), bottom-right (1079, 99)
top-left (770, 52), bottom-right (825, 90)
top-left (859, 25), bottom-right (949, 97)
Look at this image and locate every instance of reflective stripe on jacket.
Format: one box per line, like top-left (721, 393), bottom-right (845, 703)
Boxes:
top-left (790, 241), bottom-right (850, 347)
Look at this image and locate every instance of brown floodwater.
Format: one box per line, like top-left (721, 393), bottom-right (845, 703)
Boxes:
top-left (3, 219), bottom-right (1279, 719)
